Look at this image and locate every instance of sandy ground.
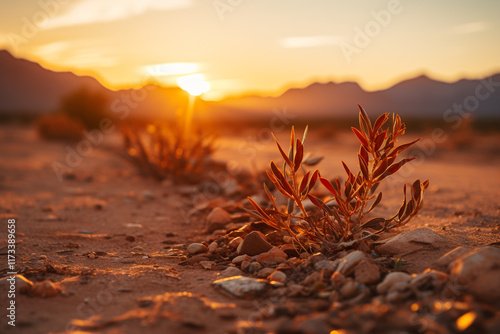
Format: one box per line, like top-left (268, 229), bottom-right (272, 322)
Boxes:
top-left (0, 123), bottom-right (499, 333)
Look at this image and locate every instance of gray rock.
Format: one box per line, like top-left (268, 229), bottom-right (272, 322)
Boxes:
top-left (232, 254), bottom-right (252, 264)
top-left (247, 262), bottom-right (263, 275)
top-left (237, 231), bottom-right (273, 256)
top-left (187, 243), bottom-right (208, 255)
top-left (376, 272), bottom-right (412, 295)
top-left (213, 276), bottom-right (268, 298)
top-left (449, 246), bottom-right (500, 302)
top-left (336, 250), bottom-right (370, 276)
top-left (376, 228), bottom-right (449, 256)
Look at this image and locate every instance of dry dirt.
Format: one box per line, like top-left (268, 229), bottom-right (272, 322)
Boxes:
top-left (1, 124), bottom-right (499, 333)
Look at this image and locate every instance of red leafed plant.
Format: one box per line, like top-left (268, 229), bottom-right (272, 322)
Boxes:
top-left (246, 105), bottom-right (429, 253)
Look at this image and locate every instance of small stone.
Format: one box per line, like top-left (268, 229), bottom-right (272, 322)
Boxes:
top-left (125, 236), bottom-right (135, 242)
top-left (232, 254), bottom-right (252, 265)
top-left (283, 236), bottom-right (292, 244)
top-left (354, 260), bottom-right (380, 285)
top-left (411, 269), bottom-right (448, 290)
top-left (32, 280), bottom-right (60, 298)
top-left (247, 262), bottom-right (263, 275)
top-left (376, 272), bottom-right (412, 295)
top-left (309, 252), bottom-right (326, 264)
top-left (330, 272), bottom-right (346, 289)
top-left (449, 246), bottom-right (500, 302)
top-left (220, 267), bottom-right (244, 277)
top-left (302, 271), bottom-right (322, 287)
top-left (257, 267), bottom-right (276, 278)
top-left (314, 260), bottom-right (338, 272)
top-left (257, 247), bottom-right (288, 266)
top-left (187, 243), bottom-right (208, 255)
top-left (208, 241), bottom-right (218, 253)
top-left (241, 260), bottom-right (252, 272)
top-left (268, 271), bottom-right (287, 283)
top-left (336, 250), bottom-right (370, 276)
top-left (199, 261), bottom-right (215, 270)
top-left (206, 207), bottom-right (232, 233)
top-left (213, 276), bottom-right (268, 298)
top-left (431, 246), bottom-right (471, 272)
top-left (237, 231), bottom-right (273, 256)
top-left (340, 279), bottom-right (357, 299)
top-left (229, 237), bottom-right (243, 249)
top-left (376, 228), bottom-right (450, 256)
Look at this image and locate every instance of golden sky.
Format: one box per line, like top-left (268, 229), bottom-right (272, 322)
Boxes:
top-left (1, 0), bottom-right (499, 100)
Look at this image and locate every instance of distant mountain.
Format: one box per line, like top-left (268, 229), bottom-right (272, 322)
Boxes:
top-left (210, 74), bottom-right (500, 119)
top-left (1, 49), bottom-right (499, 120)
top-left (0, 50), bottom-right (106, 113)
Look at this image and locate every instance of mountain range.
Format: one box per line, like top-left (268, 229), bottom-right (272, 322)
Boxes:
top-left (1, 49), bottom-right (499, 120)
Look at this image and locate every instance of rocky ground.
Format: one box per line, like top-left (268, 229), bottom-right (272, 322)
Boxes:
top-left (0, 124), bottom-right (499, 334)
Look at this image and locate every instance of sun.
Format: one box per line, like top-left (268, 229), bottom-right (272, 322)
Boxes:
top-left (177, 74), bottom-right (211, 96)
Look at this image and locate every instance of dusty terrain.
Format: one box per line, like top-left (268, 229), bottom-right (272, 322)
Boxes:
top-left (1, 123), bottom-right (499, 333)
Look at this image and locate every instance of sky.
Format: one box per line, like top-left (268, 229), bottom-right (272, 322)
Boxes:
top-left (0, 0), bottom-right (499, 100)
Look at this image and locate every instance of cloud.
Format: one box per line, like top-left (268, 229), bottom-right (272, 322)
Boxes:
top-left (280, 35), bottom-right (344, 48)
top-left (452, 22), bottom-right (489, 35)
top-left (42, 0), bottom-right (192, 30)
top-left (34, 41), bottom-right (117, 68)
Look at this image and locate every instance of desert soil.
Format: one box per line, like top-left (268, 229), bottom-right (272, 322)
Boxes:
top-left (0, 124), bottom-right (499, 333)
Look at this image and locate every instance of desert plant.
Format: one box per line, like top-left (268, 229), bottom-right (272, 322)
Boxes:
top-left (36, 113), bottom-right (85, 142)
top-left (246, 105), bottom-right (429, 253)
top-left (121, 121), bottom-right (216, 183)
top-left (60, 87), bottom-right (110, 130)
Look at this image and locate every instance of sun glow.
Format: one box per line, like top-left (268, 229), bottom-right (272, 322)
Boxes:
top-left (177, 74), bottom-right (211, 96)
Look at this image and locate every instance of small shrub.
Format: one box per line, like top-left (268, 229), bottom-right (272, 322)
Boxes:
top-left (121, 121), bottom-right (216, 183)
top-left (36, 113), bottom-right (84, 142)
top-left (60, 87), bottom-right (110, 130)
top-left (246, 105), bottom-right (429, 253)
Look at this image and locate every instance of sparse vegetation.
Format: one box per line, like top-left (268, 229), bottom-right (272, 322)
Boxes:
top-left (246, 105), bottom-right (429, 253)
top-left (36, 113), bottom-right (85, 142)
top-left (60, 87), bottom-right (110, 130)
top-left (121, 121), bottom-right (216, 183)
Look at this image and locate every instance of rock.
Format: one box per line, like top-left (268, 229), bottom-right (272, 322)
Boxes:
top-left (31, 280), bottom-right (60, 298)
top-left (247, 262), bottom-right (263, 275)
top-left (206, 207), bottom-right (232, 233)
top-left (257, 247), bottom-right (288, 266)
top-left (229, 237), bottom-right (243, 249)
top-left (449, 246), bottom-right (500, 302)
top-left (213, 276), bottom-right (268, 298)
top-left (208, 241), bottom-right (218, 253)
top-left (309, 252), bottom-right (326, 264)
top-left (431, 246), bottom-right (471, 272)
top-left (268, 270), bottom-right (287, 283)
top-left (354, 260), bottom-right (381, 285)
top-left (237, 231), bottom-right (273, 256)
top-left (302, 271), bottom-right (322, 287)
top-left (386, 280), bottom-right (413, 303)
top-left (0, 275), bottom-right (33, 294)
top-left (330, 272), bottom-right (346, 289)
top-left (376, 228), bottom-right (449, 256)
top-left (241, 260), bottom-right (252, 272)
top-left (376, 272), bottom-right (412, 295)
top-left (279, 244), bottom-right (300, 258)
top-left (314, 259), bottom-right (338, 272)
top-left (199, 261), bottom-right (215, 270)
top-left (336, 250), bottom-right (370, 276)
top-left (411, 269), bottom-right (448, 290)
top-left (257, 267), bottom-right (276, 278)
top-left (220, 267), bottom-right (244, 278)
top-left (232, 254), bottom-right (252, 265)
top-left (340, 279), bottom-right (357, 299)
top-left (187, 243), bottom-right (208, 255)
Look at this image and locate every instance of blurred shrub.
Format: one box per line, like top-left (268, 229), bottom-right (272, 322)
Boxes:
top-left (60, 87), bottom-right (110, 130)
top-left (36, 113), bottom-right (84, 142)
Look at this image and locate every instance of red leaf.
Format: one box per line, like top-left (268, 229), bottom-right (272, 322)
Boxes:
top-left (320, 177), bottom-right (338, 196)
top-left (294, 139), bottom-right (304, 172)
top-left (272, 134), bottom-right (293, 167)
top-left (352, 127), bottom-right (369, 148)
top-left (299, 171), bottom-right (310, 193)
